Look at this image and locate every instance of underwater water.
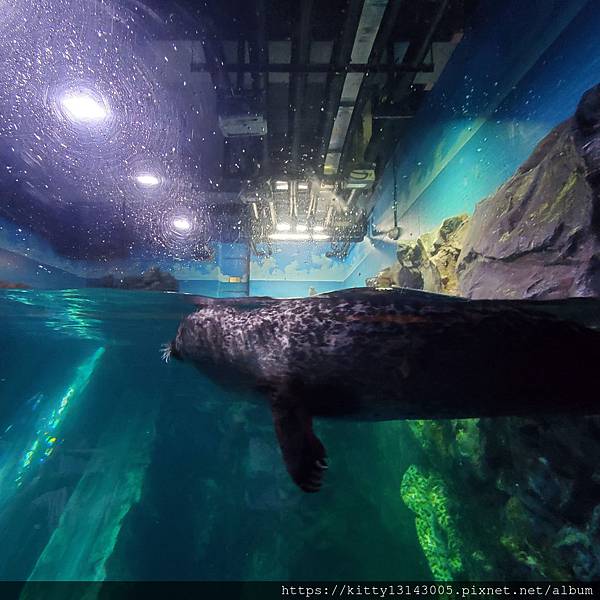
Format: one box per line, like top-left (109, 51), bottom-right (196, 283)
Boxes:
top-left (0, 289), bottom-right (430, 582)
top-left (2, 288), bottom-right (600, 583)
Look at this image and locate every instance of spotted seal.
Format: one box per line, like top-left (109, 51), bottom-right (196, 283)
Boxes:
top-left (163, 287), bottom-right (600, 492)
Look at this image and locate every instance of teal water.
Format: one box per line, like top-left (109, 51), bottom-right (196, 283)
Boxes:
top-left (0, 289), bottom-right (428, 581)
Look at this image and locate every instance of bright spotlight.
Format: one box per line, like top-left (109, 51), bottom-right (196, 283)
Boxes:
top-left (276, 222), bottom-right (291, 232)
top-left (172, 217), bottom-right (192, 232)
top-left (136, 173), bottom-right (161, 187)
top-left (60, 91), bottom-right (108, 123)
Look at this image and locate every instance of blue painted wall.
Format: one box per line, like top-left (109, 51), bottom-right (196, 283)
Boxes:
top-left (249, 280), bottom-right (346, 298)
top-left (344, 238), bottom-right (398, 289)
top-left (249, 241), bottom-right (350, 297)
top-left (0, 246), bottom-right (85, 288)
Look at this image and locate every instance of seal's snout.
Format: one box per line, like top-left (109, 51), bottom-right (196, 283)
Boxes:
top-left (161, 340), bottom-right (182, 363)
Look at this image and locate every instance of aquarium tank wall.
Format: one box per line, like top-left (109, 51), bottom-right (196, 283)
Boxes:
top-left (1, 0), bottom-right (600, 590)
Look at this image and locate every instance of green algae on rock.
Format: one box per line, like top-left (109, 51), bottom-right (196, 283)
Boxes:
top-left (400, 465), bottom-right (463, 581)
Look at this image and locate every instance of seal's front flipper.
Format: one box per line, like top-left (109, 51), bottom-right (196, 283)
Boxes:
top-left (269, 391), bottom-right (327, 493)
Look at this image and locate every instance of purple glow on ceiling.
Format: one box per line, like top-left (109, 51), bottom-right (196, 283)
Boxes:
top-left (0, 0), bottom-right (220, 259)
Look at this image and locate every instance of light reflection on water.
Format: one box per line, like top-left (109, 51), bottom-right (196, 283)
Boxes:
top-left (0, 288), bottom-right (193, 341)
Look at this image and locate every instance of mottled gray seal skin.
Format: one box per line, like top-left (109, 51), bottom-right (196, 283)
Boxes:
top-left (164, 287), bottom-right (600, 492)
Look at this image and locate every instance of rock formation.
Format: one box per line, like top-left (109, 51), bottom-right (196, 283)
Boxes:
top-left (405, 416), bottom-right (600, 580)
top-left (89, 266), bottom-right (179, 292)
top-left (457, 84), bottom-right (600, 299)
top-left (367, 214), bottom-right (469, 295)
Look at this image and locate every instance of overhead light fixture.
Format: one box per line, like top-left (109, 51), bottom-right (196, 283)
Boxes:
top-left (274, 181), bottom-right (289, 191)
top-left (135, 173), bottom-right (161, 187)
top-left (276, 222), bottom-right (291, 232)
top-left (60, 90), bottom-right (109, 123)
top-left (298, 182), bottom-right (308, 190)
top-left (269, 232), bottom-right (330, 241)
top-left (172, 217), bottom-right (192, 232)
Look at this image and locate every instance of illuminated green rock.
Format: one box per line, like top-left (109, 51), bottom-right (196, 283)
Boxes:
top-left (400, 465), bottom-right (463, 581)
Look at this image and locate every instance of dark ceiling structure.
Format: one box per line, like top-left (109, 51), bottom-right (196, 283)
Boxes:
top-left (0, 0), bottom-right (477, 261)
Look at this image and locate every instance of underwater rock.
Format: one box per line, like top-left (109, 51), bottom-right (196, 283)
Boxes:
top-left (458, 83), bottom-right (600, 300)
top-left (400, 464), bottom-right (464, 581)
top-left (405, 414), bottom-right (600, 580)
top-left (554, 505), bottom-right (600, 580)
top-left (89, 266), bottom-right (179, 292)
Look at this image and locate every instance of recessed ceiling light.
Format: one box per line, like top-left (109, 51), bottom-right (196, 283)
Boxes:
top-left (135, 173), bottom-right (161, 187)
top-left (60, 91), bottom-right (108, 123)
top-left (275, 181), bottom-right (288, 191)
top-left (172, 217), bottom-right (192, 232)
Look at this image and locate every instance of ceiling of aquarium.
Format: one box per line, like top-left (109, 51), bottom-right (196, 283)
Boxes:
top-left (0, 0), bottom-right (474, 262)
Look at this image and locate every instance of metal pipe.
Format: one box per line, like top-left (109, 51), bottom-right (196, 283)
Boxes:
top-left (236, 38), bottom-right (245, 91)
top-left (289, 0), bottom-right (314, 171)
top-left (255, 0), bottom-right (269, 171)
top-left (269, 201), bottom-right (277, 227)
top-left (324, 204), bottom-right (335, 228)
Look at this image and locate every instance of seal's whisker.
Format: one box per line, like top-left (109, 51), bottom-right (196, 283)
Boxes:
top-left (160, 343), bottom-right (172, 363)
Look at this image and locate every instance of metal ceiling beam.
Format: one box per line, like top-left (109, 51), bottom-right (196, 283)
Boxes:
top-left (196, 17), bottom-right (232, 100)
top-left (363, 0), bottom-right (451, 163)
top-left (190, 62), bottom-right (432, 73)
top-left (334, 0), bottom-right (406, 175)
top-left (321, 0), bottom-right (405, 176)
top-left (390, 0), bottom-right (451, 102)
top-left (315, 0), bottom-right (365, 171)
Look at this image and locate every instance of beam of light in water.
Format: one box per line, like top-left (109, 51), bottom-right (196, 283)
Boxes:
top-left (15, 347), bottom-right (106, 487)
top-left (26, 391), bottom-right (160, 582)
top-left (5, 290), bottom-right (104, 340)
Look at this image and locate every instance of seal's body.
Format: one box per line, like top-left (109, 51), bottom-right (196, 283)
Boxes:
top-left (165, 288), bottom-right (600, 492)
